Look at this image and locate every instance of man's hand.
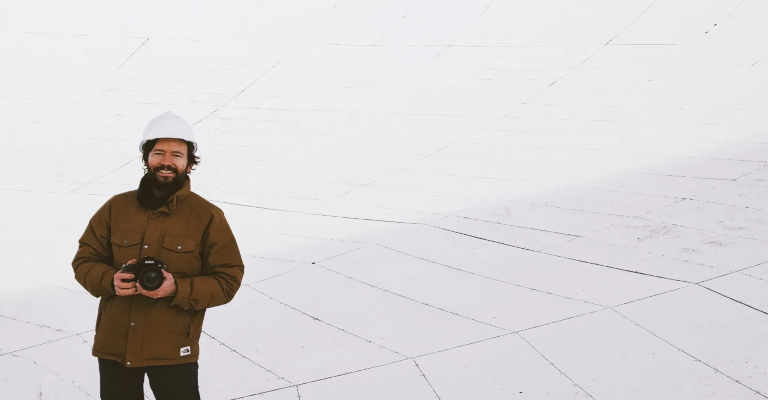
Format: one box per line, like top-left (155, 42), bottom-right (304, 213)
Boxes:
top-left (114, 259), bottom-right (138, 296)
top-left (137, 269), bottom-right (177, 299)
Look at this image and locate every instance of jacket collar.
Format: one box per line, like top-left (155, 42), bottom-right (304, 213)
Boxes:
top-left (136, 173), bottom-right (191, 213)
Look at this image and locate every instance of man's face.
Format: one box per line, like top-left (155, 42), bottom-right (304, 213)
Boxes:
top-left (147, 139), bottom-right (190, 188)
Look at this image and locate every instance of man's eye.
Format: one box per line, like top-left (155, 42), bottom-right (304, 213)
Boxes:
top-left (174, 154), bottom-right (182, 158)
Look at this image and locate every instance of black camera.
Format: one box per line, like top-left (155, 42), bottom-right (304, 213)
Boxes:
top-left (121, 256), bottom-right (167, 291)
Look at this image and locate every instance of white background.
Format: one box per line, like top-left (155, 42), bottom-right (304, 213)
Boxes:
top-left (1, 0), bottom-right (768, 399)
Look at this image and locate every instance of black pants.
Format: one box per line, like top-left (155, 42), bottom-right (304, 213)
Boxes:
top-left (98, 358), bottom-right (200, 400)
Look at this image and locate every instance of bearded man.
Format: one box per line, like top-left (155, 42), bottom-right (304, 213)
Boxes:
top-left (72, 111), bottom-right (245, 400)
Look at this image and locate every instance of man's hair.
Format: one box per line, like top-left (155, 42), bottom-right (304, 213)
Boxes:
top-left (141, 139), bottom-right (201, 174)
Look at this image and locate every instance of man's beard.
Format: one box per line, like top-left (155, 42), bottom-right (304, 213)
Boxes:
top-left (148, 165), bottom-right (187, 193)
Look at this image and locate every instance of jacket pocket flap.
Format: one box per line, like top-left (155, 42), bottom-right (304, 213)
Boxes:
top-left (162, 236), bottom-right (196, 253)
top-left (113, 232), bottom-right (141, 247)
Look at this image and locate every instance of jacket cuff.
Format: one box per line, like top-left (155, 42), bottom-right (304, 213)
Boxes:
top-left (171, 277), bottom-right (192, 309)
top-left (101, 269), bottom-right (118, 296)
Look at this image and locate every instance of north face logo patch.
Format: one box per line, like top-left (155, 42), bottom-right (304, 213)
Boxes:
top-left (180, 346), bottom-right (191, 356)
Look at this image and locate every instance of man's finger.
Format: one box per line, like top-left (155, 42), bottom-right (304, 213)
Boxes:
top-left (137, 283), bottom-right (158, 298)
top-left (117, 288), bottom-right (136, 296)
top-left (115, 281), bottom-right (136, 290)
top-left (137, 283), bottom-right (149, 296)
top-left (115, 283), bottom-right (136, 290)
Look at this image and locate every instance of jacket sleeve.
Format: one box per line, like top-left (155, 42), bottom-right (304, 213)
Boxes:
top-left (72, 198), bottom-right (117, 298)
top-left (171, 209), bottom-right (244, 310)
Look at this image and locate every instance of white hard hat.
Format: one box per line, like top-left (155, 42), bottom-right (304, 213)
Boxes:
top-left (139, 111), bottom-right (198, 153)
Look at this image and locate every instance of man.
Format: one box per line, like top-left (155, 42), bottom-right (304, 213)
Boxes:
top-left (72, 111), bottom-right (245, 400)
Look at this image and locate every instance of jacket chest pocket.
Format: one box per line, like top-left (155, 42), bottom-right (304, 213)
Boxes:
top-left (160, 236), bottom-right (200, 276)
top-left (111, 232), bottom-right (142, 268)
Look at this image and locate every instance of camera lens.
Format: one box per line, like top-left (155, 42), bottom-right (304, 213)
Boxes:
top-left (134, 256), bottom-right (166, 291)
top-left (140, 270), bottom-right (163, 291)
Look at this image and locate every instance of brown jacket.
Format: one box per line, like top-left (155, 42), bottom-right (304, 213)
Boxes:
top-left (72, 176), bottom-right (244, 367)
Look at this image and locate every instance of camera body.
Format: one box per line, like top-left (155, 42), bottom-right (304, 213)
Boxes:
top-left (121, 256), bottom-right (167, 291)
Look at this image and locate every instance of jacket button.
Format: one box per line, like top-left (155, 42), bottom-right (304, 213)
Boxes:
top-left (177, 245), bottom-right (182, 250)
top-left (126, 362), bottom-right (131, 366)
top-left (143, 245), bottom-right (148, 249)
top-left (130, 322), bottom-right (135, 327)
top-left (123, 240), bottom-right (128, 244)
